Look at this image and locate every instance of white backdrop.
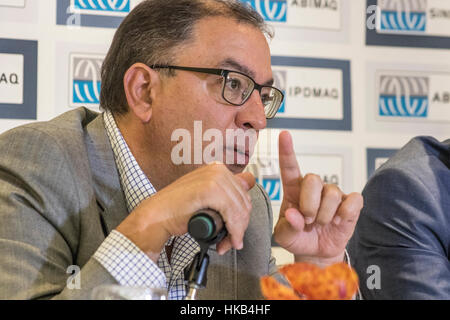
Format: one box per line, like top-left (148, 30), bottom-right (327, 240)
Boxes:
top-left (0, 0), bottom-right (449, 265)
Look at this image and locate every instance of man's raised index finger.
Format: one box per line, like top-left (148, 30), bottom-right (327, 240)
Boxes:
top-left (278, 131), bottom-right (302, 185)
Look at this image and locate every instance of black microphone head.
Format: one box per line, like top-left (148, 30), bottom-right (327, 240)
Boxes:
top-left (188, 214), bottom-right (215, 241)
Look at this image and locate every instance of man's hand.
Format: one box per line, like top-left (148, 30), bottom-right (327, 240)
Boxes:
top-left (116, 163), bottom-right (255, 262)
top-left (273, 131), bottom-right (363, 266)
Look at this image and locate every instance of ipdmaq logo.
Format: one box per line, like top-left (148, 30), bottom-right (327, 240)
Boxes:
top-left (71, 0), bottom-right (130, 15)
top-left (273, 69), bottom-right (286, 114)
top-left (378, 0), bottom-right (427, 33)
top-left (70, 54), bottom-right (103, 107)
top-left (240, 0), bottom-right (287, 23)
top-left (378, 75), bottom-right (429, 117)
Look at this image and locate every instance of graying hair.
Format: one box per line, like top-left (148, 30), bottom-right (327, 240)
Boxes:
top-left (100, 0), bottom-right (272, 114)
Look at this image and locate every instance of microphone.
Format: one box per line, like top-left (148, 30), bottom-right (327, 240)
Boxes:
top-left (188, 208), bottom-right (227, 244)
top-left (185, 209), bottom-right (228, 300)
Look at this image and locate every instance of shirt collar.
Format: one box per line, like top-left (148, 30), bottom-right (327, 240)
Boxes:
top-left (103, 110), bottom-right (157, 213)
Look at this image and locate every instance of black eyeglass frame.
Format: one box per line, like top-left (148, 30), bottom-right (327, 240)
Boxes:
top-left (151, 65), bottom-right (284, 119)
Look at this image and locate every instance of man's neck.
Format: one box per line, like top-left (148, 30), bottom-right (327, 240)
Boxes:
top-left (114, 114), bottom-right (173, 191)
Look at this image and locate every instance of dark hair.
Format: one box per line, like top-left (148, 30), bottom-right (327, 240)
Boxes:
top-left (100, 0), bottom-right (272, 114)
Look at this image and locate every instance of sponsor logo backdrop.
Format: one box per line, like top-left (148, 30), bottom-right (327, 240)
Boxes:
top-left (0, 0), bottom-right (449, 265)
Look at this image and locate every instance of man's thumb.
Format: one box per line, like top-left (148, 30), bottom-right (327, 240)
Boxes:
top-left (235, 172), bottom-right (256, 191)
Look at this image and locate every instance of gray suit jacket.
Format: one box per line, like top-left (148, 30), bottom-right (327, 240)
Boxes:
top-left (348, 136), bottom-right (450, 299)
top-left (0, 107), bottom-right (278, 300)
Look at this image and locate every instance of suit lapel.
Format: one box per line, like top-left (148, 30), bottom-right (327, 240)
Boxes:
top-left (85, 113), bottom-right (128, 235)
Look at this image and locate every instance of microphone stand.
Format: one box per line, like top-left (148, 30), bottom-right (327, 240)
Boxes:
top-left (184, 209), bottom-right (227, 300)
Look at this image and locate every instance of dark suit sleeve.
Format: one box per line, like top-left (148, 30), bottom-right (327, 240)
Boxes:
top-left (349, 165), bottom-right (450, 299)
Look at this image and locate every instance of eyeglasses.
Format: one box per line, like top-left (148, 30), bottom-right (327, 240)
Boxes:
top-left (151, 65), bottom-right (284, 119)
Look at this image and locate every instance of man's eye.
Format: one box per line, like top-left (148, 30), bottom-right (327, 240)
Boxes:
top-left (227, 78), bottom-right (242, 90)
top-left (261, 94), bottom-right (272, 104)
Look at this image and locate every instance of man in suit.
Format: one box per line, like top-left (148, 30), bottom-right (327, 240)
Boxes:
top-left (349, 136), bottom-right (450, 299)
top-left (0, 0), bottom-right (362, 299)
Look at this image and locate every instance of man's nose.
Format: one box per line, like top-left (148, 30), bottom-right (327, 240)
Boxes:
top-left (234, 90), bottom-right (267, 130)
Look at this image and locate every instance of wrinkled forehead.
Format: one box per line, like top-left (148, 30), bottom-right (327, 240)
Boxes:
top-left (174, 16), bottom-right (273, 84)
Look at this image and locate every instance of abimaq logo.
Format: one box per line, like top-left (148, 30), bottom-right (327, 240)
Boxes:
top-left (242, 0), bottom-right (341, 30)
top-left (71, 0), bottom-right (130, 15)
top-left (378, 0), bottom-right (427, 33)
top-left (377, 71), bottom-right (450, 122)
top-left (70, 53), bottom-right (103, 108)
top-left (58, 0), bottom-right (134, 28)
top-left (378, 75), bottom-right (429, 117)
top-left (242, 0), bottom-right (287, 22)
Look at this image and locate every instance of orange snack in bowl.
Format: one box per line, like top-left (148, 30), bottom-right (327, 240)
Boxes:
top-left (260, 276), bottom-right (302, 300)
top-left (261, 262), bottom-right (359, 300)
top-left (279, 262), bottom-right (320, 297)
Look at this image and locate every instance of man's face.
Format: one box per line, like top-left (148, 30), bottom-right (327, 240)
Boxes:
top-left (147, 16), bottom-right (273, 181)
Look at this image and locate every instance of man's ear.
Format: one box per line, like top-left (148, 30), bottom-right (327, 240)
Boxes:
top-left (123, 63), bottom-right (160, 123)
